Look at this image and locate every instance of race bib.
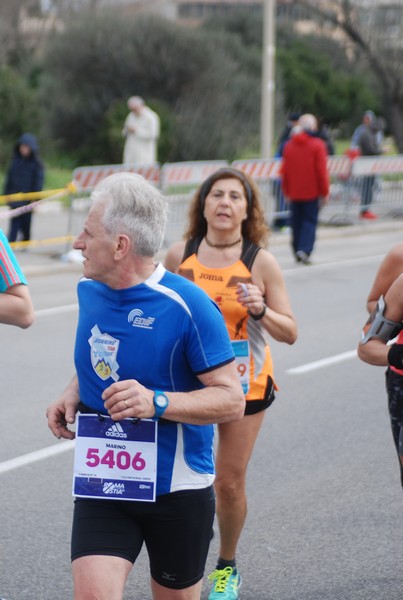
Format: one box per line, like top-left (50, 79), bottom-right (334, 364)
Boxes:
top-left (231, 340), bottom-right (250, 395)
top-left (73, 414), bottom-right (157, 502)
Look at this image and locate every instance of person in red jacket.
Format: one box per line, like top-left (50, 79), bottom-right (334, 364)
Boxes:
top-left (281, 113), bottom-right (330, 265)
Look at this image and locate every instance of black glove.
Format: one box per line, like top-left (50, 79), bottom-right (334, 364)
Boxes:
top-left (387, 344), bottom-right (403, 369)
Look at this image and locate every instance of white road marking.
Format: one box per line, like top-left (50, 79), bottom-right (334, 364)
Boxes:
top-left (0, 304), bottom-right (78, 475)
top-left (0, 440), bottom-right (75, 474)
top-left (4, 253), bottom-right (374, 473)
top-left (282, 254), bottom-right (385, 275)
top-left (287, 350), bottom-right (357, 374)
top-left (282, 254), bottom-right (378, 373)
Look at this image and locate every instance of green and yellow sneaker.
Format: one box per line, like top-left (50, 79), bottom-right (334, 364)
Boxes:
top-left (207, 566), bottom-right (241, 599)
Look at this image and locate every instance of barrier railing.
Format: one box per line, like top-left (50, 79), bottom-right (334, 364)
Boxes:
top-left (72, 163), bottom-right (160, 191)
top-left (328, 156), bottom-right (403, 224)
top-left (233, 155), bottom-right (403, 226)
top-left (160, 160), bottom-right (229, 192)
top-left (0, 185), bottom-right (77, 250)
top-left (2, 155), bottom-right (403, 252)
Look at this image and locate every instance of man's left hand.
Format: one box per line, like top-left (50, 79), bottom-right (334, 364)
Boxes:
top-left (102, 379), bottom-right (154, 421)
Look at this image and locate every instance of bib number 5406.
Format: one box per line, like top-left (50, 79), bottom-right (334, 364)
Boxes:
top-left (86, 448), bottom-right (146, 471)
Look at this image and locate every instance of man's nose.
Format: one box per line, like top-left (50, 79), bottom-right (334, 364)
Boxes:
top-left (73, 235), bottom-right (84, 248)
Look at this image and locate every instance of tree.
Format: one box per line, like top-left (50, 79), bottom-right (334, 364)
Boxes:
top-left (293, 0), bottom-right (403, 151)
top-left (0, 65), bottom-right (40, 165)
top-left (0, 0), bottom-right (50, 68)
top-left (275, 25), bottom-right (379, 136)
top-left (175, 18), bottom-right (262, 160)
top-left (39, 10), bottom-right (262, 164)
top-left (40, 11), bottom-right (213, 163)
top-left (35, 3), bottom-right (393, 164)
top-left (201, 8), bottom-right (377, 143)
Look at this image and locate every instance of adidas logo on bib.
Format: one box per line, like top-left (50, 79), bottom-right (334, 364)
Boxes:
top-left (105, 422), bottom-right (128, 439)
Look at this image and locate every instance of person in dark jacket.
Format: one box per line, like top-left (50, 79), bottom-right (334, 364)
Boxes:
top-left (271, 112), bottom-right (301, 231)
top-left (4, 133), bottom-right (44, 243)
top-left (350, 111), bottom-right (382, 219)
top-left (314, 118), bottom-right (335, 156)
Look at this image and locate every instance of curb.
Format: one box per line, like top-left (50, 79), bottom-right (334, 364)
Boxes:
top-left (269, 217), bottom-right (403, 246)
top-left (20, 217), bottom-right (403, 277)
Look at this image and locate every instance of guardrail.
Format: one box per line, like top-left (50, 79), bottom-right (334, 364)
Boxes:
top-left (2, 155), bottom-right (402, 251)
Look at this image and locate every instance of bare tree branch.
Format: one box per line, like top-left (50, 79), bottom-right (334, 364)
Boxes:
top-left (292, 0), bottom-right (403, 150)
top-left (294, 0), bottom-right (397, 92)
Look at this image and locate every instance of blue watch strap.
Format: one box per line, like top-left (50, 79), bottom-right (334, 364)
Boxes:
top-left (153, 390), bottom-right (169, 420)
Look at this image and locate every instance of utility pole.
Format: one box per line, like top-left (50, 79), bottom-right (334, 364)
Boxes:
top-left (260, 0), bottom-right (276, 158)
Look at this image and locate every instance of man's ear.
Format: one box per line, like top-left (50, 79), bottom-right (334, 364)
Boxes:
top-left (114, 234), bottom-right (131, 260)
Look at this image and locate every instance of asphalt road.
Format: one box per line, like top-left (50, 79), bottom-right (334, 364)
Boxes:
top-left (1, 223), bottom-right (403, 600)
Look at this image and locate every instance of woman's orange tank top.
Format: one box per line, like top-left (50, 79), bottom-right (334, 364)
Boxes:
top-left (179, 238), bottom-right (276, 400)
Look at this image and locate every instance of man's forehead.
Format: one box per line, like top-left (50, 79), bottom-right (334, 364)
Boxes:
top-left (89, 200), bottom-right (105, 216)
top-left (85, 202), bottom-right (106, 227)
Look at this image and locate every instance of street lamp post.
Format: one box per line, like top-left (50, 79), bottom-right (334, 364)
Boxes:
top-left (260, 0), bottom-right (276, 158)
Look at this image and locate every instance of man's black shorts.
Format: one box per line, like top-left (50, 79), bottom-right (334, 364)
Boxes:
top-left (71, 485), bottom-right (215, 589)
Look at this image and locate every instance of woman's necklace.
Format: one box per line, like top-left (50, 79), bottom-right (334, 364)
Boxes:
top-left (204, 236), bottom-right (242, 249)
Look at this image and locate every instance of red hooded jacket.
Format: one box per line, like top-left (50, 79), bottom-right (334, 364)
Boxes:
top-left (281, 131), bottom-right (329, 201)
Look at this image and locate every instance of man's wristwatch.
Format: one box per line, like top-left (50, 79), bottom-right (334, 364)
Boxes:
top-left (153, 390), bottom-right (169, 420)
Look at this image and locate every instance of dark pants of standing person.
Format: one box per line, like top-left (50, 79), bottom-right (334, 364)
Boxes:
top-left (271, 178), bottom-right (290, 229)
top-left (359, 175), bottom-right (376, 214)
top-left (290, 198), bottom-right (319, 258)
top-left (385, 369), bottom-right (403, 489)
top-left (8, 210), bottom-right (32, 243)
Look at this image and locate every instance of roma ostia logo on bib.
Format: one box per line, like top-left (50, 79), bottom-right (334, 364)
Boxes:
top-left (89, 325), bottom-right (120, 381)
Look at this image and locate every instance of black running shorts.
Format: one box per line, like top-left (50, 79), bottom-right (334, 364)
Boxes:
top-left (245, 375), bottom-right (276, 415)
top-left (71, 485), bottom-right (215, 589)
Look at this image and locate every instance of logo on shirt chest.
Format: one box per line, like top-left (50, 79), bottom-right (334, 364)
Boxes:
top-left (128, 308), bottom-right (155, 329)
top-left (198, 273), bottom-right (223, 281)
top-left (89, 325), bottom-right (120, 381)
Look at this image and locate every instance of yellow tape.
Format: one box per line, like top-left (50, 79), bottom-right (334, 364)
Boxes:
top-left (9, 235), bottom-right (75, 249)
top-left (0, 183), bottom-right (77, 205)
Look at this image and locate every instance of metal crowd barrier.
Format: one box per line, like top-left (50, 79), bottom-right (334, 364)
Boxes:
top-left (40, 155), bottom-right (403, 250)
top-left (325, 156), bottom-right (403, 224)
top-left (2, 156), bottom-right (403, 252)
top-left (234, 155), bottom-right (403, 227)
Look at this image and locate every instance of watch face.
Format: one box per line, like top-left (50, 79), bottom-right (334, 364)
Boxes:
top-left (156, 394), bottom-right (168, 408)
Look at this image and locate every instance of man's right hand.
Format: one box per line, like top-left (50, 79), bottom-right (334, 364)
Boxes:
top-left (46, 375), bottom-right (80, 440)
top-left (46, 401), bottom-right (77, 440)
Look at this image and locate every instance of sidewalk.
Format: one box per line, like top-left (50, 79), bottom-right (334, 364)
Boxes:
top-left (9, 204), bottom-right (403, 278)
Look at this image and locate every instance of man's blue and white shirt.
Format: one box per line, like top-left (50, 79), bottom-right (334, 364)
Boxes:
top-left (74, 263), bottom-right (235, 496)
